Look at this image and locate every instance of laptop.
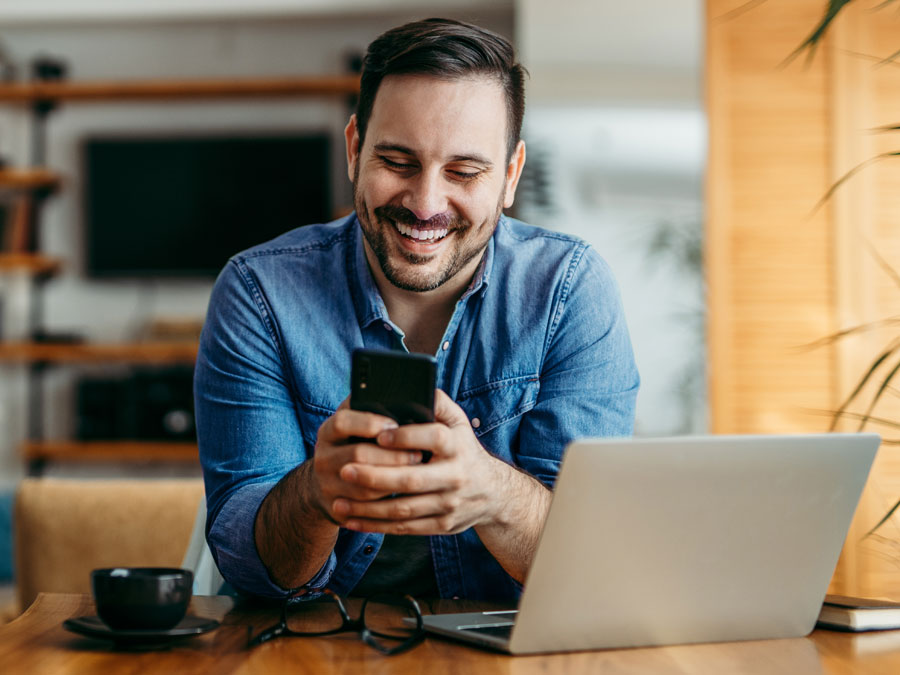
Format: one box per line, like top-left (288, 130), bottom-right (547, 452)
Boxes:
top-left (419, 433), bottom-right (880, 654)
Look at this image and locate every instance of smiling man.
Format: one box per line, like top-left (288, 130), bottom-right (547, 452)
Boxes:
top-left (195, 18), bottom-right (639, 602)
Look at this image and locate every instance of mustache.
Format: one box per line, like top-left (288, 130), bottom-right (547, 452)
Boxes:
top-left (373, 205), bottom-right (461, 231)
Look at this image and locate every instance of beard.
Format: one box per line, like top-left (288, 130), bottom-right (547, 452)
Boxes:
top-left (353, 167), bottom-right (505, 293)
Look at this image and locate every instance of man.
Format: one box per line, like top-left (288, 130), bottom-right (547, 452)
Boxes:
top-left (195, 18), bottom-right (639, 602)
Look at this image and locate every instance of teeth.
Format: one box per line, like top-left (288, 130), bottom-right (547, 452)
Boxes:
top-left (395, 222), bottom-right (449, 241)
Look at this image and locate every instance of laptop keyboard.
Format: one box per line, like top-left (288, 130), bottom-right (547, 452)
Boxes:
top-left (465, 623), bottom-right (514, 640)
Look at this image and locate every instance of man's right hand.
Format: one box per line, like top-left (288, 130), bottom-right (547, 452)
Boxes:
top-left (310, 405), bottom-right (423, 523)
top-left (255, 401), bottom-right (422, 590)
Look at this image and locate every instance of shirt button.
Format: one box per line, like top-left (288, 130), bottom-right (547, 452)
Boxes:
top-left (452, 595), bottom-right (460, 600)
top-left (471, 418), bottom-right (481, 429)
top-left (383, 322), bottom-right (392, 332)
top-left (363, 545), bottom-right (375, 555)
top-left (441, 341), bottom-right (450, 351)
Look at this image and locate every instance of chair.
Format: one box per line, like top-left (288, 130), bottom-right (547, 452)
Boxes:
top-left (13, 478), bottom-right (221, 612)
top-left (181, 495), bottom-right (225, 596)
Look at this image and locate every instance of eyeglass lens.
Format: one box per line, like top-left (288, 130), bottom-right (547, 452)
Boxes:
top-left (281, 592), bottom-right (423, 652)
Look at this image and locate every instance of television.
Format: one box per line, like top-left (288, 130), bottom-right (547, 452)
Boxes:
top-left (83, 132), bottom-right (332, 278)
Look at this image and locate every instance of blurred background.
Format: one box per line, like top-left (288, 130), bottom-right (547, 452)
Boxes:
top-left (0, 0), bottom-right (706, 487)
top-left (0, 0), bottom-right (705, 606)
top-left (3, 0), bottom-right (898, 614)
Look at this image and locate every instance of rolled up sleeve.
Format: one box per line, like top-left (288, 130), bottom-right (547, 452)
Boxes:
top-left (194, 260), bottom-right (333, 598)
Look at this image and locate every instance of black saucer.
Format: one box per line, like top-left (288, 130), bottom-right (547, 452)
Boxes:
top-left (63, 615), bottom-right (220, 646)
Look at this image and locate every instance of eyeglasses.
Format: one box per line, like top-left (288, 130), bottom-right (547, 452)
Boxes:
top-left (249, 589), bottom-right (425, 656)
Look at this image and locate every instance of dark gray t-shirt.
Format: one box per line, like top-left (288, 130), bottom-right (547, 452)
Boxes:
top-left (350, 535), bottom-right (438, 599)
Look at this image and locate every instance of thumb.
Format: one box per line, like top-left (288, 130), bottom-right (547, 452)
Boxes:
top-left (433, 389), bottom-right (469, 428)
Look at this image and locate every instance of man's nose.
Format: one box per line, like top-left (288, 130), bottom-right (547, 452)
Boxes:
top-left (401, 169), bottom-right (448, 222)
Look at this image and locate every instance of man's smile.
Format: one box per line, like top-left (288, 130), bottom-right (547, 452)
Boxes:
top-left (393, 220), bottom-right (450, 243)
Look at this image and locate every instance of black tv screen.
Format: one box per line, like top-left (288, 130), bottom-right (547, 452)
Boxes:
top-left (83, 133), bottom-right (331, 278)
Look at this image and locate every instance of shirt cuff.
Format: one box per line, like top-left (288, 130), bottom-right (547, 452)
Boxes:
top-left (207, 480), bottom-right (336, 598)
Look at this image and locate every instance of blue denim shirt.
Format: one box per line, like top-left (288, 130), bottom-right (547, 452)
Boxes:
top-left (195, 214), bottom-right (639, 602)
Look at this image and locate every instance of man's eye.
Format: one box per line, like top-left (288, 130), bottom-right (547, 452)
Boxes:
top-left (450, 170), bottom-right (480, 179)
top-left (380, 157), bottom-right (416, 170)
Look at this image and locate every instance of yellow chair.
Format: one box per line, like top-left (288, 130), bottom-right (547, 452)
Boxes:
top-left (13, 478), bottom-right (207, 612)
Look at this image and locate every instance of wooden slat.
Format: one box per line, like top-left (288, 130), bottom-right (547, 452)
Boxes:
top-left (0, 341), bottom-right (198, 364)
top-left (0, 253), bottom-right (61, 277)
top-left (0, 75), bottom-right (360, 102)
top-left (21, 440), bottom-right (198, 463)
top-left (0, 168), bottom-right (60, 191)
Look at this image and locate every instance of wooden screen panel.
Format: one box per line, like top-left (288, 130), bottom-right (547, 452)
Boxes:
top-left (707, 0), bottom-right (834, 435)
top-left (707, 0), bottom-right (900, 597)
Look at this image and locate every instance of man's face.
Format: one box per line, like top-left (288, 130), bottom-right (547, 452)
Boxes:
top-left (346, 74), bottom-right (525, 293)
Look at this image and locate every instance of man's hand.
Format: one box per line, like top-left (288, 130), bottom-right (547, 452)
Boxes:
top-left (309, 401), bottom-right (424, 523)
top-left (329, 389), bottom-right (552, 583)
top-left (258, 390), bottom-right (551, 587)
top-left (254, 398), bottom-right (420, 589)
top-left (331, 389), bottom-right (510, 535)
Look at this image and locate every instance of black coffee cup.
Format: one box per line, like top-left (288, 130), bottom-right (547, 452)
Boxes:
top-left (91, 567), bottom-right (193, 630)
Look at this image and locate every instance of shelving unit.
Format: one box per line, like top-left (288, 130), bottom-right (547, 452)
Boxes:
top-left (0, 341), bottom-right (198, 364)
top-left (0, 168), bottom-right (60, 191)
top-left (0, 74), bottom-right (361, 102)
top-left (0, 253), bottom-right (61, 277)
top-left (22, 441), bottom-right (198, 464)
top-left (0, 73), bottom-right (360, 472)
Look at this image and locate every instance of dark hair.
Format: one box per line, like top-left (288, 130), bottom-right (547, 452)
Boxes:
top-left (356, 17), bottom-right (527, 161)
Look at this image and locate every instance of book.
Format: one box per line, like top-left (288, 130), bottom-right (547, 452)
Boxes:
top-left (816, 594), bottom-right (900, 632)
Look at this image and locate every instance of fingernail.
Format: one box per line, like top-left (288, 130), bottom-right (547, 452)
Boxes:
top-left (342, 465), bottom-right (357, 481)
top-left (345, 520), bottom-right (361, 531)
top-left (410, 451), bottom-right (422, 465)
top-left (378, 430), bottom-right (395, 445)
top-left (383, 420), bottom-right (399, 430)
top-left (333, 499), bottom-right (349, 515)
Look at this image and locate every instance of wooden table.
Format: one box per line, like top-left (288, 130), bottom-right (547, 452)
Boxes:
top-left (1, 593), bottom-right (899, 674)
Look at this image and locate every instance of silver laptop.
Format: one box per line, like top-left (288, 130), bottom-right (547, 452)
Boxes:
top-left (420, 433), bottom-right (880, 654)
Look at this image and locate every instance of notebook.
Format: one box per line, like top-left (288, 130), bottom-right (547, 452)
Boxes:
top-left (420, 433), bottom-right (880, 654)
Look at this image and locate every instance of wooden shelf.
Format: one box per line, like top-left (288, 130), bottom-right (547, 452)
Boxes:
top-left (22, 440), bottom-right (198, 463)
top-left (0, 253), bottom-right (61, 277)
top-left (0, 75), bottom-right (360, 103)
top-left (0, 168), bottom-right (61, 191)
top-left (0, 341), bottom-right (198, 364)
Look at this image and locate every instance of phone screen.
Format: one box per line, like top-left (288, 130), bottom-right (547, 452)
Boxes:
top-left (350, 349), bottom-right (436, 425)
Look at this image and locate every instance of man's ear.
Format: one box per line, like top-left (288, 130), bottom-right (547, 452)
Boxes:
top-left (345, 114), bottom-right (360, 183)
top-left (503, 140), bottom-right (526, 209)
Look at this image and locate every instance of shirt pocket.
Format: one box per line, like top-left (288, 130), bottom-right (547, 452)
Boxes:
top-left (456, 375), bottom-right (540, 445)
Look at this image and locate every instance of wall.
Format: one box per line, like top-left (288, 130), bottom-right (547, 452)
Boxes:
top-left (0, 1), bottom-right (708, 487)
top-left (0, 6), bottom-right (513, 486)
top-left (518, 0), bottom-right (707, 435)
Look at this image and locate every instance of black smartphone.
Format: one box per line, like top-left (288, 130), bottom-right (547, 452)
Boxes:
top-left (350, 348), bottom-right (436, 425)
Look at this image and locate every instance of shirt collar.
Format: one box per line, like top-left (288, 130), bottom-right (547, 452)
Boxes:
top-left (348, 213), bottom-right (498, 328)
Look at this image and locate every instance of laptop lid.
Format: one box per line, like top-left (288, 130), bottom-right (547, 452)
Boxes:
top-left (474, 433), bottom-right (878, 654)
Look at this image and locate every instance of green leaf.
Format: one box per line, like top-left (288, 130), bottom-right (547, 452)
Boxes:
top-left (866, 241), bottom-right (900, 291)
top-left (810, 152), bottom-right (900, 215)
top-left (856, 357), bottom-right (900, 430)
top-left (714, 0), bottom-right (769, 22)
top-left (866, 498), bottom-right (900, 537)
top-left (877, 46), bottom-right (900, 67)
top-left (800, 317), bottom-right (900, 350)
top-left (822, 410), bottom-right (900, 429)
top-left (786, 0), bottom-right (856, 65)
top-left (829, 338), bottom-right (900, 431)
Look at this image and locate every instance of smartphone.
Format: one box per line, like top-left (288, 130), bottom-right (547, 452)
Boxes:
top-left (350, 348), bottom-right (436, 425)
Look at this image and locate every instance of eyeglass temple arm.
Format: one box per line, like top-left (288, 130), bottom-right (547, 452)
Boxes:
top-left (248, 621), bottom-right (287, 647)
